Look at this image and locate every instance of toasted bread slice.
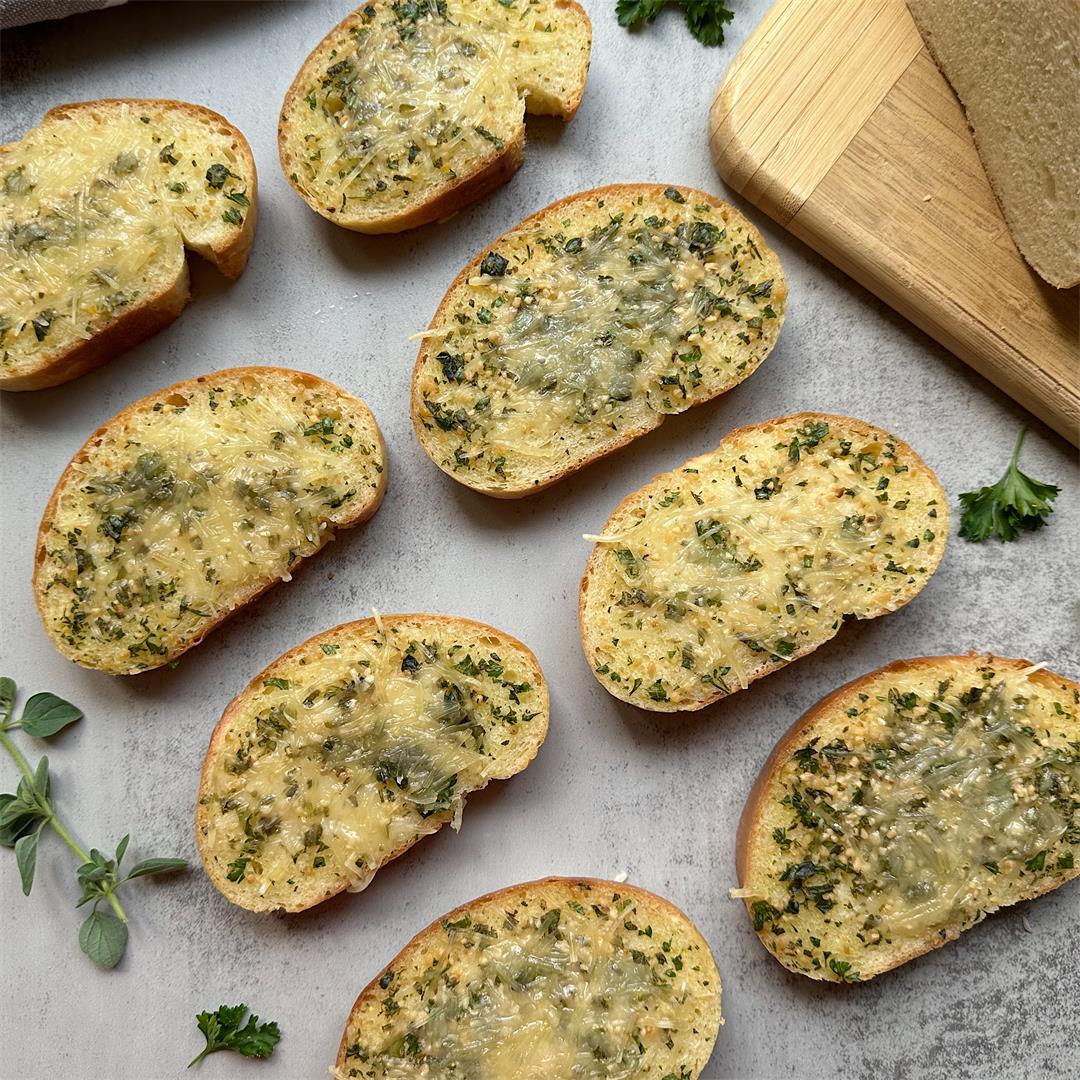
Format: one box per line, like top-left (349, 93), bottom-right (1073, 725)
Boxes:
top-left (580, 414), bottom-right (947, 711)
top-left (197, 614), bottom-right (548, 914)
top-left (278, 0), bottom-right (591, 233)
top-left (412, 184), bottom-right (787, 497)
top-left (737, 655), bottom-right (1080, 982)
top-left (334, 877), bottom-right (721, 1078)
top-left (907, 0), bottom-right (1080, 288)
top-left (34, 368), bottom-right (386, 674)
top-left (0, 100), bottom-right (256, 390)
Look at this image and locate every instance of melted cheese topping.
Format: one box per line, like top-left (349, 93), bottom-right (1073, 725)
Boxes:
top-left (415, 187), bottom-right (785, 492)
top-left (745, 660), bottom-right (1080, 981)
top-left (36, 372), bottom-right (383, 673)
top-left (199, 619), bottom-right (544, 910)
top-left (0, 103), bottom-right (251, 378)
top-left (284, 0), bottom-right (577, 218)
top-left (582, 417), bottom-right (944, 709)
top-left (339, 884), bottom-right (719, 1079)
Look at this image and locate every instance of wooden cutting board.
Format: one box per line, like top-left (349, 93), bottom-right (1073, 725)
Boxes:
top-left (709, 0), bottom-right (1079, 445)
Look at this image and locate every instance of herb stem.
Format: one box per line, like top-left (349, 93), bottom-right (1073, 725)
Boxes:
top-left (0, 726), bottom-right (128, 923)
top-left (1009, 424), bottom-right (1028, 468)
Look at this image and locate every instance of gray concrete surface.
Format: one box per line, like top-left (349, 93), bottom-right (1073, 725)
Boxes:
top-left (1, 2), bottom-right (1077, 1078)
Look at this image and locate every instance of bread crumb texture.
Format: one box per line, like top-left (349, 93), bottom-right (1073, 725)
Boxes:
top-left (335, 878), bottom-right (721, 1079)
top-left (35, 369), bottom-right (384, 674)
top-left (197, 615), bottom-right (548, 913)
top-left (1, 101), bottom-right (254, 384)
top-left (742, 656), bottom-right (1079, 981)
top-left (414, 185), bottom-right (786, 494)
top-left (581, 415), bottom-right (947, 711)
top-left (280, 0), bottom-right (590, 230)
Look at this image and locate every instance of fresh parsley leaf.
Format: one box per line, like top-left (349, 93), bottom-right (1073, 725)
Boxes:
top-left (189, 1004), bottom-right (281, 1067)
top-left (683, 0), bottom-right (734, 45)
top-left (617, 0), bottom-right (665, 25)
top-left (617, 0), bottom-right (734, 45)
top-left (958, 426), bottom-right (1059, 542)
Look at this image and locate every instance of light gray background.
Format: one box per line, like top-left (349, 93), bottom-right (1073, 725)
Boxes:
top-left (1, 2), bottom-right (1077, 1078)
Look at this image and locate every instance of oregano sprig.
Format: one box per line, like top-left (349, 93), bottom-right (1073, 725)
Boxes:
top-left (0, 677), bottom-right (187, 968)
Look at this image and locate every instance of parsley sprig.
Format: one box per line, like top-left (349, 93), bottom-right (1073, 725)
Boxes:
top-left (617, 0), bottom-right (735, 46)
top-left (0, 677), bottom-right (187, 968)
top-left (189, 1004), bottom-right (282, 1067)
top-left (958, 426), bottom-right (1060, 542)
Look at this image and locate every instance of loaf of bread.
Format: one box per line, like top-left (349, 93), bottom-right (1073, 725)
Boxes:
top-left (907, 0), bottom-right (1080, 287)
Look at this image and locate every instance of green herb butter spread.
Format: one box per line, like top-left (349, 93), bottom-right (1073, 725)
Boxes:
top-left (337, 880), bottom-right (720, 1079)
top-left (1, 102), bottom-right (251, 380)
top-left (282, 0), bottom-right (585, 221)
top-left (414, 186), bottom-right (786, 493)
top-left (35, 370), bottom-right (384, 673)
top-left (198, 616), bottom-right (546, 912)
top-left (581, 415), bottom-right (945, 710)
top-left (742, 658), bottom-right (1079, 982)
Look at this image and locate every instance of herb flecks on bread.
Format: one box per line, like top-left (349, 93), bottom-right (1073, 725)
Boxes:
top-left (738, 656), bottom-right (1080, 981)
top-left (279, 0), bottom-right (591, 233)
top-left (197, 616), bottom-right (548, 913)
top-left (0, 100), bottom-right (255, 390)
top-left (580, 414), bottom-right (946, 711)
top-left (34, 368), bottom-right (385, 674)
top-left (413, 185), bottom-right (786, 495)
top-left (335, 878), bottom-right (721, 1079)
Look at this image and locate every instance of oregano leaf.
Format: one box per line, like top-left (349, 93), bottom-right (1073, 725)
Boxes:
top-left (126, 857), bottom-right (188, 879)
top-left (0, 676), bottom-right (14, 721)
top-left (79, 909), bottom-right (128, 968)
top-left (15, 828), bottom-right (40, 894)
top-left (20, 693), bottom-right (83, 737)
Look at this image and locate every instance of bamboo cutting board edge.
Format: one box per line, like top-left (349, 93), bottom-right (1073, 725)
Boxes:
top-left (708, 0), bottom-right (1080, 446)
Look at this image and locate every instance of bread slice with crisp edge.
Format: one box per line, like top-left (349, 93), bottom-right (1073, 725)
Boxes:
top-left (278, 0), bottom-right (591, 233)
top-left (0, 100), bottom-right (256, 390)
top-left (580, 414), bottom-right (947, 711)
top-left (334, 877), bottom-right (722, 1079)
top-left (197, 614), bottom-right (548, 913)
top-left (34, 367), bottom-right (386, 674)
top-left (736, 655), bottom-right (1079, 982)
top-left (412, 183), bottom-right (787, 496)
top-left (906, 0), bottom-right (1079, 288)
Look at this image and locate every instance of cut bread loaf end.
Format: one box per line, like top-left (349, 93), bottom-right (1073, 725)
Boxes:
top-left (737, 655), bottom-right (1079, 981)
top-left (412, 184), bottom-right (787, 496)
top-left (197, 614), bottom-right (548, 913)
top-left (34, 367), bottom-right (386, 674)
top-left (907, 0), bottom-right (1080, 288)
top-left (0, 100), bottom-right (256, 390)
top-left (278, 0), bottom-right (590, 233)
top-left (335, 877), bottom-right (721, 1078)
top-left (580, 413), bottom-right (947, 711)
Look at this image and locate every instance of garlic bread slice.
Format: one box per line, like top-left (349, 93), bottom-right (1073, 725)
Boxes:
top-left (278, 0), bottom-right (591, 233)
top-left (413, 184), bottom-right (786, 495)
top-left (335, 877), bottom-right (721, 1078)
top-left (34, 368), bottom-right (386, 674)
top-left (1, 100), bottom-right (256, 390)
top-left (737, 655), bottom-right (1080, 982)
top-left (197, 615), bottom-right (548, 913)
top-left (580, 414), bottom-right (946, 711)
